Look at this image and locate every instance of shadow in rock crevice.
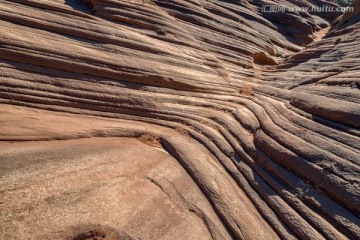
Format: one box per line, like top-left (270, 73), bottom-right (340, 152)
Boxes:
top-left (64, 0), bottom-right (93, 14)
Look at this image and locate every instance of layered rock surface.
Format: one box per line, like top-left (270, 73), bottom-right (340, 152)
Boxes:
top-left (0, 0), bottom-right (359, 239)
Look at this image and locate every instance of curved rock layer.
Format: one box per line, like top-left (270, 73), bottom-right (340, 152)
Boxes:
top-left (0, 0), bottom-right (359, 239)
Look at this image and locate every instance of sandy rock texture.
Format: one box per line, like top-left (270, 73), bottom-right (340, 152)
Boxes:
top-left (0, 0), bottom-right (359, 239)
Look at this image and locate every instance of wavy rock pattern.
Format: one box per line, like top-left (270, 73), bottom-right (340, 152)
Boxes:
top-left (0, 0), bottom-right (359, 239)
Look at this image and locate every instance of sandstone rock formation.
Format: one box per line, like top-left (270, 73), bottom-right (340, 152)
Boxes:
top-left (0, 0), bottom-right (359, 239)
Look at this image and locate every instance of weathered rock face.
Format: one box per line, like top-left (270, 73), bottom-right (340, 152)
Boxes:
top-left (0, 0), bottom-right (359, 239)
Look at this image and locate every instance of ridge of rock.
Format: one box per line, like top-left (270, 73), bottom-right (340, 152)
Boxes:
top-left (0, 0), bottom-right (359, 239)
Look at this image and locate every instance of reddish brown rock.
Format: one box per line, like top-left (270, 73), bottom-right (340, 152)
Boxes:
top-left (0, 0), bottom-right (359, 239)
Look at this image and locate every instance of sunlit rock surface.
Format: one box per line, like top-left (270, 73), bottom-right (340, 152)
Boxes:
top-left (0, 0), bottom-right (359, 239)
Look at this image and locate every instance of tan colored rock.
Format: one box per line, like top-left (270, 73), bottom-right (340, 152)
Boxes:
top-left (0, 0), bottom-right (359, 239)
